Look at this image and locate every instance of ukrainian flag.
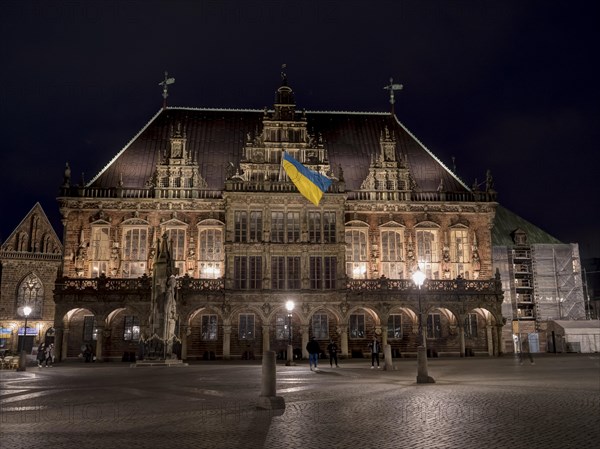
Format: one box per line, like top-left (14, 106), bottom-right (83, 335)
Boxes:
top-left (282, 151), bottom-right (332, 206)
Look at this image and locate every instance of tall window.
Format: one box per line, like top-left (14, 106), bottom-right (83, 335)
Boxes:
top-left (312, 313), bottom-right (329, 339)
top-left (201, 314), bottom-right (218, 341)
top-left (323, 212), bottom-right (336, 243)
top-left (345, 228), bottom-right (368, 279)
top-left (310, 256), bottom-right (337, 289)
top-left (450, 228), bottom-right (470, 278)
top-left (287, 212), bottom-right (300, 243)
top-left (275, 314), bottom-right (289, 340)
top-left (308, 212), bottom-right (321, 243)
top-left (235, 211), bottom-right (262, 242)
top-left (464, 313), bottom-right (478, 338)
top-left (271, 256), bottom-right (301, 290)
top-left (387, 314), bottom-right (402, 339)
top-left (122, 227), bottom-right (148, 278)
top-left (308, 212), bottom-right (336, 243)
top-left (234, 211), bottom-right (247, 243)
top-left (234, 256), bottom-right (262, 289)
top-left (198, 224), bottom-right (223, 279)
top-left (416, 227), bottom-right (440, 279)
top-left (83, 316), bottom-right (98, 341)
top-left (16, 273), bottom-right (43, 319)
top-left (426, 313), bottom-right (442, 339)
top-left (349, 314), bottom-right (365, 339)
top-left (249, 211), bottom-right (262, 242)
top-left (270, 211), bottom-right (301, 243)
top-left (239, 314), bottom-right (255, 340)
top-left (381, 229), bottom-right (404, 279)
top-left (165, 227), bottom-right (186, 275)
top-left (90, 225), bottom-right (110, 277)
top-left (271, 212), bottom-right (284, 243)
top-left (123, 316), bottom-right (140, 341)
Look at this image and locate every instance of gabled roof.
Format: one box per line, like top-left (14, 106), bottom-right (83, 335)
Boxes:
top-left (0, 202), bottom-right (63, 254)
top-left (492, 204), bottom-right (562, 246)
top-left (87, 107), bottom-right (470, 194)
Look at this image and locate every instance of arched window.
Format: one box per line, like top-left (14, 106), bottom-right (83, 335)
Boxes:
top-left (16, 273), bottom-right (44, 319)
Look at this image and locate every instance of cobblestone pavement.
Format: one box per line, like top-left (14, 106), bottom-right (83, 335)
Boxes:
top-left (1, 354), bottom-right (599, 449)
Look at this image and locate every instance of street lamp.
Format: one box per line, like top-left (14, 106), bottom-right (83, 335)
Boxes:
top-left (17, 306), bottom-right (32, 372)
top-left (412, 267), bottom-right (434, 384)
top-left (285, 300), bottom-right (295, 366)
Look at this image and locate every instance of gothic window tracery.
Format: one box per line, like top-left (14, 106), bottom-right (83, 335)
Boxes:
top-left (16, 273), bottom-right (44, 319)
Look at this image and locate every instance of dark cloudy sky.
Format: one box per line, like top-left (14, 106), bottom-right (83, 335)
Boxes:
top-left (1, 0), bottom-right (599, 259)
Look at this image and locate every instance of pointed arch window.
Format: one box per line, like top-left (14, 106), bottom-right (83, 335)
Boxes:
top-left (16, 273), bottom-right (43, 319)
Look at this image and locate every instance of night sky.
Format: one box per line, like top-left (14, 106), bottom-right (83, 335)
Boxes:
top-left (1, 1), bottom-right (598, 259)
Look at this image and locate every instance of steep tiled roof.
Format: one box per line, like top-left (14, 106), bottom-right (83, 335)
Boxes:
top-left (88, 107), bottom-right (469, 194)
top-left (491, 205), bottom-right (562, 246)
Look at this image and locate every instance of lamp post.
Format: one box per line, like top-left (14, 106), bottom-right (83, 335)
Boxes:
top-left (285, 300), bottom-right (295, 366)
top-left (17, 306), bottom-right (32, 372)
top-left (412, 267), bottom-right (434, 384)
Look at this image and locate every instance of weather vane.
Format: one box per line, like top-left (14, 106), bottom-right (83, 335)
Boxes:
top-left (159, 71), bottom-right (175, 109)
top-left (383, 77), bottom-right (403, 114)
top-left (281, 63), bottom-right (287, 84)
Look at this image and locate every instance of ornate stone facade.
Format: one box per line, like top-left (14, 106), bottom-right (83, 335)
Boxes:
top-left (51, 78), bottom-right (503, 361)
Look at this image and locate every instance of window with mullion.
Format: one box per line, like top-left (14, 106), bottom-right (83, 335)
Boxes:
top-left (201, 314), bottom-right (218, 341)
top-left (387, 314), bottom-right (402, 339)
top-left (239, 314), bottom-right (255, 340)
top-left (312, 313), bottom-right (329, 339)
top-left (349, 314), bottom-right (365, 339)
top-left (308, 212), bottom-right (322, 243)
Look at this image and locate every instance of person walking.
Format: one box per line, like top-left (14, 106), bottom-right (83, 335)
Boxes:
top-left (37, 343), bottom-right (46, 368)
top-left (44, 343), bottom-right (54, 367)
top-left (327, 339), bottom-right (339, 367)
top-left (306, 336), bottom-right (321, 371)
top-left (369, 336), bottom-right (381, 369)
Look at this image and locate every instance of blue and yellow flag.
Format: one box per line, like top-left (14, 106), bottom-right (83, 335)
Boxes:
top-left (282, 151), bottom-right (332, 206)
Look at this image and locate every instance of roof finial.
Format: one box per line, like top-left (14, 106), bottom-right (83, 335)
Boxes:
top-left (159, 71), bottom-right (175, 109)
top-left (383, 77), bottom-right (403, 115)
top-left (280, 63), bottom-right (288, 85)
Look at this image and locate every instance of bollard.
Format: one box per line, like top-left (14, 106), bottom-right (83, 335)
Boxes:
top-left (257, 351), bottom-right (285, 410)
top-left (383, 344), bottom-right (395, 371)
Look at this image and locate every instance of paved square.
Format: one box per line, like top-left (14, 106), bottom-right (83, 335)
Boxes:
top-left (1, 354), bottom-right (599, 448)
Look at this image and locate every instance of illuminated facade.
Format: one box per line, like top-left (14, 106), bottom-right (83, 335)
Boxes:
top-left (5, 77), bottom-right (509, 361)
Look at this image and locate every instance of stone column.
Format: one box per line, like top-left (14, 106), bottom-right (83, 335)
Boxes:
top-left (496, 325), bottom-right (504, 356)
top-left (459, 325), bottom-right (466, 357)
top-left (95, 326), bottom-right (104, 362)
top-left (180, 325), bottom-right (188, 361)
top-left (339, 325), bottom-right (349, 358)
top-left (222, 325), bottom-right (231, 360)
top-left (486, 325), bottom-right (493, 356)
top-left (301, 325), bottom-right (309, 359)
top-left (61, 327), bottom-right (70, 361)
top-left (262, 325), bottom-right (271, 353)
top-left (380, 325), bottom-right (387, 347)
top-left (54, 327), bottom-right (63, 362)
